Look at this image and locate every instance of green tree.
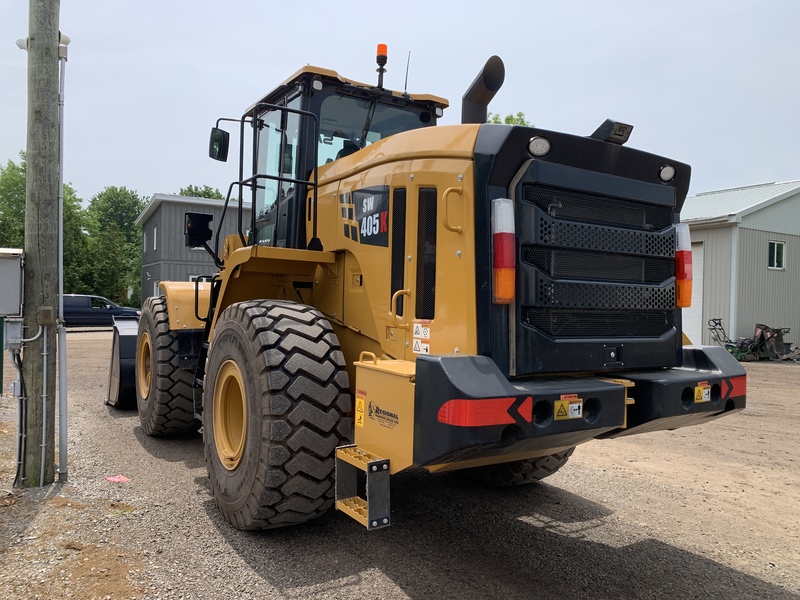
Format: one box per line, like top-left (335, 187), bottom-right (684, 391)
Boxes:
top-left (85, 186), bottom-right (145, 305)
top-left (0, 153), bottom-right (27, 248)
top-left (487, 111), bottom-right (533, 127)
top-left (87, 223), bottom-right (130, 304)
top-left (180, 184), bottom-right (224, 199)
top-left (0, 152), bottom-right (91, 293)
top-left (63, 184), bottom-right (91, 294)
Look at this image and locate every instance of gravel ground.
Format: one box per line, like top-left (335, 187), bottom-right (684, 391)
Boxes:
top-left (1, 330), bottom-right (798, 599)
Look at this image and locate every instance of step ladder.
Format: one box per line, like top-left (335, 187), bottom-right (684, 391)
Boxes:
top-left (335, 445), bottom-right (390, 530)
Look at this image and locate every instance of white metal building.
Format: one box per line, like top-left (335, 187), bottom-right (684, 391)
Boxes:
top-left (681, 180), bottom-right (800, 345)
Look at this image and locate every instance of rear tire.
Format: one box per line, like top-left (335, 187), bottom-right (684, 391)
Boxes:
top-left (136, 296), bottom-right (200, 435)
top-left (460, 448), bottom-right (575, 486)
top-left (203, 300), bottom-right (352, 530)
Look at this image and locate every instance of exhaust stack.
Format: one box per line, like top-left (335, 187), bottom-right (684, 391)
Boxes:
top-left (461, 56), bottom-right (505, 124)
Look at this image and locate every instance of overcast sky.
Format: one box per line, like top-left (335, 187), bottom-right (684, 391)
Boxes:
top-left (1, 1), bottom-right (798, 203)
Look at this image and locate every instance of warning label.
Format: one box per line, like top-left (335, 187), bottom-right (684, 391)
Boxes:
top-left (694, 385), bottom-right (711, 403)
top-left (412, 339), bottom-right (430, 354)
top-left (555, 398), bottom-right (583, 420)
top-left (413, 323), bottom-right (431, 339)
top-left (356, 392), bottom-right (366, 428)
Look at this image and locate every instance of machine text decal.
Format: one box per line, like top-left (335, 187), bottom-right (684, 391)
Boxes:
top-left (368, 401), bottom-right (399, 429)
top-left (351, 186), bottom-right (390, 247)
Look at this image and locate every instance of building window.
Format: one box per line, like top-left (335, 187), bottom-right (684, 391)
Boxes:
top-left (143, 231), bottom-right (147, 254)
top-left (189, 275), bottom-right (213, 283)
top-left (153, 226), bottom-right (157, 251)
top-left (768, 241), bottom-right (785, 270)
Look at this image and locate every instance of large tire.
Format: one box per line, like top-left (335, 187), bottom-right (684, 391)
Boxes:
top-left (460, 447), bottom-right (575, 486)
top-left (136, 296), bottom-right (200, 435)
top-left (203, 300), bottom-right (352, 530)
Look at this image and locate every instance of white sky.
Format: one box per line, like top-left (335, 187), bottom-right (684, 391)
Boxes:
top-left (1, 1), bottom-right (799, 202)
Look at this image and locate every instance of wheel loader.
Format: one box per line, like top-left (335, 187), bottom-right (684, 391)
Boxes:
top-left (109, 46), bottom-right (746, 531)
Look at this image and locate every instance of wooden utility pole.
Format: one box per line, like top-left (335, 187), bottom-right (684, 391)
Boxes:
top-left (21, 0), bottom-right (60, 487)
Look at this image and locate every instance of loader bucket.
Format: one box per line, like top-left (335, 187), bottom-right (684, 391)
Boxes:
top-left (107, 316), bottom-right (139, 409)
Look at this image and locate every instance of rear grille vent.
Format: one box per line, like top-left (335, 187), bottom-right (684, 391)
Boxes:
top-left (522, 248), bottom-right (674, 284)
top-left (538, 215), bottom-right (675, 257)
top-left (523, 309), bottom-right (675, 338)
top-left (537, 280), bottom-right (675, 310)
top-left (523, 184), bottom-right (673, 231)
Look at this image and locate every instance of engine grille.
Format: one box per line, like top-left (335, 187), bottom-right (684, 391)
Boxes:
top-left (537, 214), bottom-right (675, 256)
top-left (523, 309), bottom-right (675, 338)
top-left (536, 279), bottom-right (675, 311)
top-left (522, 248), bottom-right (675, 284)
top-left (518, 181), bottom-right (677, 342)
top-left (523, 183), bottom-right (673, 231)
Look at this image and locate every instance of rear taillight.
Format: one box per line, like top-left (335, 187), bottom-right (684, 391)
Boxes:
top-left (675, 223), bottom-right (692, 308)
top-left (491, 198), bottom-right (515, 304)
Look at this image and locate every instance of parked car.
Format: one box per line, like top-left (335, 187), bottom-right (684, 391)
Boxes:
top-left (63, 294), bottom-right (140, 327)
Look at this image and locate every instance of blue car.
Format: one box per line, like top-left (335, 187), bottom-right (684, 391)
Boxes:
top-left (63, 294), bottom-right (140, 327)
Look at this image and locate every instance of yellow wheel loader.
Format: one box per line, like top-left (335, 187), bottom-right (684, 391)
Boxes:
top-left (110, 47), bottom-right (746, 530)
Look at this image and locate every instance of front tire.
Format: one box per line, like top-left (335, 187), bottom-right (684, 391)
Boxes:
top-left (460, 448), bottom-right (575, 486)
top-left (136, 296), bottom-right (200, 435)
top-left (203, 300), bottom-right (352, 530)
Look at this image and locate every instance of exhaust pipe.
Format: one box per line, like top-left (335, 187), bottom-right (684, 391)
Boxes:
top-left (461, 56), bottom-right (505, 124)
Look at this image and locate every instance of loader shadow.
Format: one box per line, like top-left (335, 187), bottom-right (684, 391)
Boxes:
top-left (131, 426), bottom-right (205, 470)
top-left (205, 469), bottom-right (797, 600)
top-left (103, 403), bottom-right (138, 419)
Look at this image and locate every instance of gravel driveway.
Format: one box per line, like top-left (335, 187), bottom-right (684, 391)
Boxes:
top-left (1, 330), bottom-right (798, 599)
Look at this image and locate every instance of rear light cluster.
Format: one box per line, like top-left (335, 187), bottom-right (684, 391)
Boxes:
top-left (675, 223), bottom-right (692, 308)
top-left (491, 198), bottom-right (515, 304)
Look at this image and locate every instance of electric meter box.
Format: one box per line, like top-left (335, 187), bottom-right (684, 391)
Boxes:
top-left (0, 248), bottom-right (23, 317)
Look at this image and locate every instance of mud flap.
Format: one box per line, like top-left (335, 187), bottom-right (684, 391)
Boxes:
top-left (106, 316), bottom-right (139, 409)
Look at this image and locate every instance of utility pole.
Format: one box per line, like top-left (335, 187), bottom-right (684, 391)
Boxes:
top-left (21, 0), bottom-right (60, 487)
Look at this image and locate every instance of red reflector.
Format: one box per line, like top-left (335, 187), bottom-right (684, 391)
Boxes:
top-left (437, 396), bottom-right (532, 427)
top-left (724, 375), bottom-right (746, 399)
top-left (676, 249), bottom-right (693, 281)
top-left (492, 232), bottom-right (515, 269)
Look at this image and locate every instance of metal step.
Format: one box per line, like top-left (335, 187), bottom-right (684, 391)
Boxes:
top-left (335, 445), bottom-right (390, 530)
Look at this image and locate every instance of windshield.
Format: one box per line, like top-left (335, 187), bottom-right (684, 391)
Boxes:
top-left (317, 93), bottom-right (432, 165)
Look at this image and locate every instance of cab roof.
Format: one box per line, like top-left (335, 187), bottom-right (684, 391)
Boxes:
top-left (245, 65), bottom-right (449, 115)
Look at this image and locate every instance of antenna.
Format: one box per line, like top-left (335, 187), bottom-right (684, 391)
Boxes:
top-left (404, 51), bottom-right (411, 94)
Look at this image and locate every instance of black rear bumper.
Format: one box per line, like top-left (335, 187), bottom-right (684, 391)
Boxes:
top-left (605, 345), bottom-right (746, 438)
top-left (413, 346), bottom-right (745, 468)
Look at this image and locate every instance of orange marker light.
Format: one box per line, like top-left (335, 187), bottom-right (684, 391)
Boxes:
top-left (377, 44), bottom-right (387, 58)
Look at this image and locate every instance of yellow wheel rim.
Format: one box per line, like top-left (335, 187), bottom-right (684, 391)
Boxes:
top-left (213, 360), bottom-right (247, 471)
top-left (137, 331), bottom-right (152, 398)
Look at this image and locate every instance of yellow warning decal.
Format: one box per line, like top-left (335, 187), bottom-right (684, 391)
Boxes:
top-left (356, 391), bottom-right (366, 427)
top-left (555, 397), bottom-right (583, 420)
top-left (694, 384), bottom-right (711, 403)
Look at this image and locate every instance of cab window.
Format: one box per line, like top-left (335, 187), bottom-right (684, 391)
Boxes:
top-left (253, 94), bottom-right (302, 246)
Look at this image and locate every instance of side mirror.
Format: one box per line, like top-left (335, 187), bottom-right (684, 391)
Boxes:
top-left (185, 212), bottom-right (213, 248)
top-left (209, 127), bottom-right (229, 162)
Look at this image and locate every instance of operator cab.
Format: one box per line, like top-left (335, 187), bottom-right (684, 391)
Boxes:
top-left (209, 46), bottom-right (448, 252)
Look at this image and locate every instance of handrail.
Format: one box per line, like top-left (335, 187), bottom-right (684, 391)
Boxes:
top-left (388, 289), bottom-right (411, 330)
top-left (443, 186), bottom-right (464, 234)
